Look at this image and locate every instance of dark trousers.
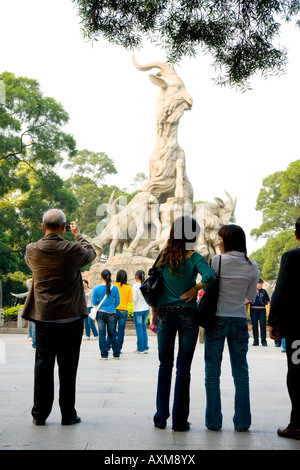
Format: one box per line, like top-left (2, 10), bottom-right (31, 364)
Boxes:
top-left (32, 318), bottom-right (83, 422)
top-left (285, 337), bottom-right (300, 427)
top-left (250, 308), bottom-right (267, 344)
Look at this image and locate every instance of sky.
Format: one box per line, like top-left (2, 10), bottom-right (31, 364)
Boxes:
top-left (1, 0), bottom-right (299, 255)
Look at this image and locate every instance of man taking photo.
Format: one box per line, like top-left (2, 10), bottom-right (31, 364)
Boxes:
top-left (22, 209), bottom-right (96, 426)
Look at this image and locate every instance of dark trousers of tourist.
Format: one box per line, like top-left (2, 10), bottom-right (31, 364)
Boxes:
top-left (154, 306), bottom-right (198, 430)
top-left (250, 308), bottom-right (267, 345)
top-left (32, 318), bottom-right (83, 422)
top-left (285, 336), bottom-right (300, 428)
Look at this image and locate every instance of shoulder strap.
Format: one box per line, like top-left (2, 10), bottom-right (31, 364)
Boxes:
top-left (209, 255), bottom-right (222, 276)
top-left (153, 250), bottom-right (164, 269)
top-left (97, 294), bottom-right (107, 310)
top-left (218, 255), bottom-right (222, 276)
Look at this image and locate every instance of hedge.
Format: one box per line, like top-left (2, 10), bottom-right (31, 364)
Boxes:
top-left (3, 305), bottom-right (24, 322)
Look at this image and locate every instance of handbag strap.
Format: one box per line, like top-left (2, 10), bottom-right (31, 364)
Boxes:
top-left (210, 255), bottom-right (222, 277)
top-left (153, 250), bottom-right (164, 269)
top-left (96, 294), bottom-right (107, 310)
top-left (217, 255), bottom-right (221, 276)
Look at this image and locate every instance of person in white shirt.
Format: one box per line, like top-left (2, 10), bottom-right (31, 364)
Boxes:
top-left (132, 270), bottom-right (150, 353)
top-left (204, 224), bottom-right (259, 432)
top-left (82, 279), bottom-right (98, 339)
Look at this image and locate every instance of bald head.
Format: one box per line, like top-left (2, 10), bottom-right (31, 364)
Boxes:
top-left (43, 209), bottom-right (66, 233)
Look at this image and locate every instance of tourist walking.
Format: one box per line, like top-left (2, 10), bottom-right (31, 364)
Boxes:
top-left (204, 224), bottom-right (259, 432)
top-left (21, 210), bottom-right (96, 425)
top-left (153, 216), bottom-right (216, 431)
top-left (132, 270), bottom-right (150, 353)
top-left (249, 278), bottom-right (270, 346)
top-left (269, 217), bottom-right (300, 440)
top-left (92, 269), bottom-right (120, 359)
top-left (82, 279), bottom-right (98, 340)
top-left (107, 269), bottom-right (133, 352)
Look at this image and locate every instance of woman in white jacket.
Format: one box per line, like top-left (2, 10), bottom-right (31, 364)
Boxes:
top-left (132, 270), bottom-right (150, 353)
top-left (205, 224), bottom-right (259, 432)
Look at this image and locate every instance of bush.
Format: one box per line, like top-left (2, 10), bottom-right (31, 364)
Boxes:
top-left (127, 302), bottom-right (134, 319)
top-left (127, 302), bottom-right (150, 325)
top-left (4, 305), bottom-right (24, 322)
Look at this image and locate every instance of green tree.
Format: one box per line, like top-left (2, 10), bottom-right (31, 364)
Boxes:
top-left (73, 0), bottom-right (300, 88)
top-left (65, 149), bottom-right (117, 182)
top-left (250, 159), bottom-right (300, 279)
top-left (0, 71), bottom-right (76, 195)
top-left (251, 229), bottom-right (298, 280)
top-left (0, 72), bottom-right (79, 305)
top-left (251, 159), bottom-right (300, 239)
top-left (64, 150), bottom-right (119, 236)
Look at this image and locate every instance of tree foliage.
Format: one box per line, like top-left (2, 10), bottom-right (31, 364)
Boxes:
top-left (0, 71), bottom-right (76, 194)
top-left (250, 159), bottom-right (300, 279)
top-left (251, 229), bottom-right (298, 280)
top-left (0, 72), bottom-right (78, 283)
top-left (251, 159), bottom-right (300, 239)
top-left (73, 0), bottom-right (300, 87)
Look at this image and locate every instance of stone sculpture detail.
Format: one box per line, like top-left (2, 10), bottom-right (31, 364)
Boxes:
top-left (132, 56), bottom-right (194, 204)
top-left (88, 58), bottom-right (237, 285)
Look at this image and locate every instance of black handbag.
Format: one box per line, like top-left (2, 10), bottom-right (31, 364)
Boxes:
top-left (198, 255), bottom-right (221, 329)
top-left (140, 252), bottom-right (163, 309)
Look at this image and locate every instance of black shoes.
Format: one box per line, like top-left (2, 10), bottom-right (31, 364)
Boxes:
top-left (61, 416), bottom-right (81, 425)
top-left (154, 417), bottom-right (191, 432)
top-left (33, 416), bottom-right (81, 426)
top-left (172, 422), bottom-right (191, 432)
top-left (32, 418), bottom-right (45, 426)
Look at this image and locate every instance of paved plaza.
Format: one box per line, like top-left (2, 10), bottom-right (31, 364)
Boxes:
top-left (1, 330), bottom-right (300, 452)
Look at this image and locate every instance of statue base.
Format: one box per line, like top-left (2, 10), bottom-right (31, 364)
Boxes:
top-left (83, 252), bottom-right (156, 288)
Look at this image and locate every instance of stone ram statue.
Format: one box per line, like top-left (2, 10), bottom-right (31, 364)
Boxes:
top-left (132, 56), bottom-right (194, 204)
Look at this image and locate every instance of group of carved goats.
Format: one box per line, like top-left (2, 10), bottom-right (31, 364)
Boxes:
top-left (91, 189), bottom-right (236, 262)
top-left (91, 57), bottom-right (237, 263)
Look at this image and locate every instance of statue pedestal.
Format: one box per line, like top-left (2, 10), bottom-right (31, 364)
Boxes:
top-left (83, 253), bottom-right (156, 288)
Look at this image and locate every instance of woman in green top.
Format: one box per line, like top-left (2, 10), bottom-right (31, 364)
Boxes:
top-left (153, 216), bottom-right (215, 432)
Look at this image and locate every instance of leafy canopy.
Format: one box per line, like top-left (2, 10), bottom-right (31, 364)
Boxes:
top-left (0, 72), bottom-right (78, 279)
top-left (72, 0), bottom-right (300, 87)
top-left (251, 159), bottom-right (300, 239)
top-left (250, 159), bottom-right (300, 279)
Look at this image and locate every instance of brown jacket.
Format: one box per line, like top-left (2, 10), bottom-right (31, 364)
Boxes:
top-left (22, 233), bottom-right (96, 322)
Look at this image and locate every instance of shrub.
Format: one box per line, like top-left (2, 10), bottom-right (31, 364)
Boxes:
top-left (127, 302), bottom-right (134, 319)
top-left (4, 305), bottom-right (24, 322)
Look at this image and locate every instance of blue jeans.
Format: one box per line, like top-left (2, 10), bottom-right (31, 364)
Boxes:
top-left (154, 306), bottom-right (199, 430)
top-left (250, 308), bottom-right (267, 345)
top-left (106, 309), bottom-right (128, 351)
top-left (133, 310), bottom-right (149, 352)
top-left (96, 311), bottom-right (120, 358)
top-left (84, 308), bottom-right (98, 338)
top-left (205, 316), bottom-right (251, 431)
top-left (29, 321), bottom-right (36, 349)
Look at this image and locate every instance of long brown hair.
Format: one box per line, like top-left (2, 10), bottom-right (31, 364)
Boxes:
top-left (159, 216), bottom-right (200, 274)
